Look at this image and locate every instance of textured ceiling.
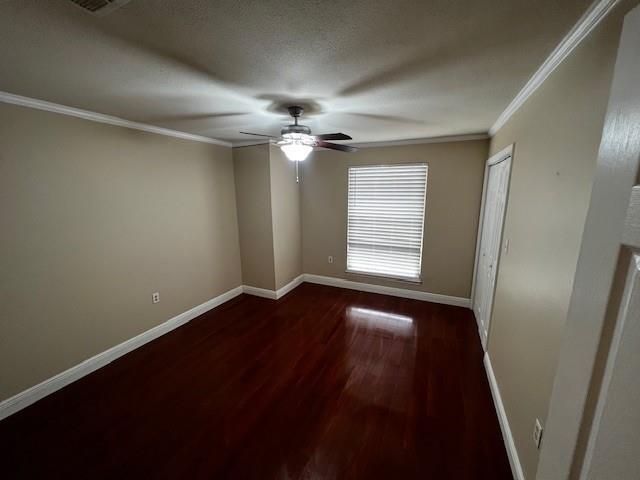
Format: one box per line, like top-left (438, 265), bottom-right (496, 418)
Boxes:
top-left (0, 0), bottom-right (591, 144)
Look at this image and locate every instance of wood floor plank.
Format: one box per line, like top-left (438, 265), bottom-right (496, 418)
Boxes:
top-left (0, 283), bottom-right (512, 479)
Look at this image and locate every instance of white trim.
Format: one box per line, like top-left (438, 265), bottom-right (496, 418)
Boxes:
top-left (537, 7), bottom-right (640, 477)
top-left (242, 274), bottom-right (470, 307)
top-left (471, 171), bottom-right (489, 335)
top-left (275, 275), bottom-right (305, 299)
top-left (0, 286), bottom-right (244, 421)
top-left (0, 275), bottom-right (467, 422)
top-left (489, 0), bottom-right (621, 136)
top-left (487, 146), bottom-right (513, 167)
top-left (0, 90), bottom-right (232, 147)
top-left (580, 254), bottom-right (640, 479)
top-left (242, 285), bottom-right (277, 299)
top-left (303, 274), bottom-right (471, 308)
top-left (241, 275), bottom-right (305, 300)
top-left (471, 144), bottom-right (514, 349)
top-left (484, 353), bottom-right (526, 480)
top-left (350, 133), bottom-right (489, 149)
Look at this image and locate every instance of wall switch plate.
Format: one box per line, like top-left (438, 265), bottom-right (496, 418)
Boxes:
top-left (328, 256), bottom-right (333, 264)
top-left (152, 292), bottom-right (160, 304)
top-left (533, 418), bottom-right (543, 449)
top-left (504, 238), bottom-right (510, 254)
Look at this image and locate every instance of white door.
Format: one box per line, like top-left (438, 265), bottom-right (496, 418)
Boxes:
top-left (537, 6), bottom-right (640, 479)
top-left (584, 226), bottom-right (640, 479)
top-left (473, 146), bottom-right (512, 349)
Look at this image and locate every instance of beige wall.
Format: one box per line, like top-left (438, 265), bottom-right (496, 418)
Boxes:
top-left (486, 2), bottom-right (638, 478)
top-left (233, 145), bottom-right (276, 290)
top-left (269, 146), bottom-right (302, 290)
top-left (300, 140), bottom-right (488, 298)
top-left (0, 102), bottom-right (242, 401)
top-left (232, 145), bottom-right (302, 291)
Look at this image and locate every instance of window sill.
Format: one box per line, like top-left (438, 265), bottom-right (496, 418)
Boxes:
top-left (345, 269), bottom-right (423, 285)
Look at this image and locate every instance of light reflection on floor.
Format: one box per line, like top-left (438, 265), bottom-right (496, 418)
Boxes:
top-left (347, 306), bottom-right (414, 334)
top-left (343, 306), bottom-right (417, 412)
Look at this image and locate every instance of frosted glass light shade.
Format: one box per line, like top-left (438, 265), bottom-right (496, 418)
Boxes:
top-left (280, 143), bottom-right (313, 161)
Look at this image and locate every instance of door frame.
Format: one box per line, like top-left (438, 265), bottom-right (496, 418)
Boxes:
top-left (536, 5), bottom-right (640, 479)
top-left (471, 144), bottom-right (514, 350)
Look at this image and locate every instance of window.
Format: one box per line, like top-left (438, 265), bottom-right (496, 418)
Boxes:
top-left (347, 164), bottom-right (427, 282)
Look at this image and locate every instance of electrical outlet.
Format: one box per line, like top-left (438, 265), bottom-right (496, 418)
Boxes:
top-left (328, 255), bottom-right (334, 264)
top-left (152, 292), bottom-right (160, 304)
top-left (533, 418), bottom-right (543, 449)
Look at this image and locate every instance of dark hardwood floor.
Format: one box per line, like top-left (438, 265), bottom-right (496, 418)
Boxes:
top-left (0, 283), bottom-right (512, 479)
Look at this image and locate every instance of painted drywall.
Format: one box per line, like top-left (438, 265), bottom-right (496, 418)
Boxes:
top-left (300, 140), bottom-right (488, 299)
top-left (232, 144), bottom-right (276, 290)
top-left (0, 102), bottom-right (242, 402)
top-left (232, 144), bottom-right (302, 291)
top-left (486, 1), bottom-right (639, 478)
top-left (269, 146), bottom-right (302, 290)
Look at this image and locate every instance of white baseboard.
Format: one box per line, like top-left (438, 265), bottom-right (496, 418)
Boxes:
top-left (0, 285), bottom-right (244, 422)
top-left (275, 275), bottom-right (304, 299)
top-left (242, 285), bottom-right (277, 299)
top-left (0, 275), bottom-right (468, 422)
top-left (242, 274), bottom-right (305, 300)
top-left (303, 274), bottom-right (471, 308)
top-left (484, 353), bottom-right (525, 480)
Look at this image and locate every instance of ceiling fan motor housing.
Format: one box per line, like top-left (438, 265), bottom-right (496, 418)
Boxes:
top-left (281, 124), bottom-right (311, 136)
top-left (281, 105), bottom-right (311, 136)
top-left (287, 105), bottom-right (303, 117)
top-left (240, 104), bottom-right (356, 154)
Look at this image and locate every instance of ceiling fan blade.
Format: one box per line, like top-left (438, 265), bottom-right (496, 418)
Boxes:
top-left (314, 133), bottom-right (352, 141)
top-left (240, 131), bottom-right (279, 138)
top-left (316, 140), bottom-right (358, 153)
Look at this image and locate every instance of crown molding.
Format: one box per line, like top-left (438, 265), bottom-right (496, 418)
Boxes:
top-left (490, 0), bottom-right (621, 136)
top-left (0, 90), bottom-right (232, 147)
top-left (349, 133), bottom-right (489, 149)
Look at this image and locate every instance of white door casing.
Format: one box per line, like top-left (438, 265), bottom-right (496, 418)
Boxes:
top-left (537, 5), bottom-right (640, 479)
top-left (473, 145), bottom-right (513, 350)
top-left (582, 240), bottom-right (640, 479)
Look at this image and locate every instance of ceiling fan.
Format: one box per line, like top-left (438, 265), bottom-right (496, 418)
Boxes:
top-left (240, 106), bottom-right (358, 162)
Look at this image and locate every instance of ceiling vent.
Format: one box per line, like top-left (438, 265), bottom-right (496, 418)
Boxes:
top-left (68, 0), bottom-right (131, 15)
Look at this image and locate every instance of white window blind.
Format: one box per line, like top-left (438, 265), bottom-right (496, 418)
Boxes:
top-left (347, 164), bottom-right (427, 282)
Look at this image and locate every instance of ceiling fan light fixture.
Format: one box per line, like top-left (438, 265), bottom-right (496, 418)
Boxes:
top-left (240, 107), bottom-right (356, 157)
top-left (279, 133), bottom-right (315, 161)
top-left (280, 142), bottom-right (313, 161)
